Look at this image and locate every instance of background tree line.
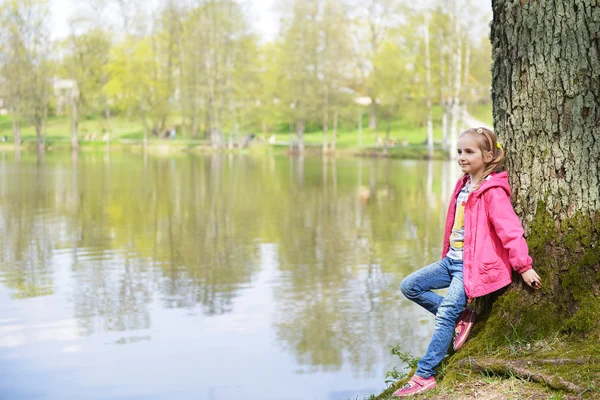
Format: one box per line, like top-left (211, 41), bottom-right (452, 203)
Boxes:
top-left (0, 0), bottom-right (492, 156)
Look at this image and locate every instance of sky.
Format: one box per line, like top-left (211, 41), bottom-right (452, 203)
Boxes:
top-left (50, 0), bottom-right (280, 40)
top-left (50, 0), bottom-right (492, 42)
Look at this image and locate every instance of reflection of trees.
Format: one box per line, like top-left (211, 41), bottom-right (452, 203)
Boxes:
top-left (151, 155), bottom-right (261, 315)
top-left (0, 157), bottom-right (54, 298)
top-left (272, 157), bottom-right (450, 374)
top-left (0, 152), bottom-right (458, 370)
top-left (68, 154), bottom-right (262, 330)
top-left (0, 153), bottom-right (261, 336)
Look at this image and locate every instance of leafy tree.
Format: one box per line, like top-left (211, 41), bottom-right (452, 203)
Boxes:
top-left (0, 0), bottom-right (51, 146)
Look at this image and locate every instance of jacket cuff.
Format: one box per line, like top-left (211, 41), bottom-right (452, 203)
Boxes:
top-left (515, 264), bottom-right (532, 274)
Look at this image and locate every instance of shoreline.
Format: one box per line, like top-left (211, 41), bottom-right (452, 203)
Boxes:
top-left (0, 140), bottom-right (449, 160)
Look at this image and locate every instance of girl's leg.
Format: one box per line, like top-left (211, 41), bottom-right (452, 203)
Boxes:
top-left (400, 258), bottom-right (452, 315)
top-left (414, 263), bottom-right (467, 378)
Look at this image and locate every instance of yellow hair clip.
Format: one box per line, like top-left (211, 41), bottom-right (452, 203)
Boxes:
top-left (496, 141), bottom-right (502, 149)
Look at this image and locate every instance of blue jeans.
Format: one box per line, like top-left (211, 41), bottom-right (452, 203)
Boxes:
top-left (400, 257), bottom-right (467, 378)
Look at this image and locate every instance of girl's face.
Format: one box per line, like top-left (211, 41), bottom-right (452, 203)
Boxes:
top-left (457, 135), bottom-right (490, 177)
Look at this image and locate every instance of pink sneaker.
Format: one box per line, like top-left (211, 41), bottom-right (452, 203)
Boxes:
top-left (392, 375), bottom-right (437, 397)
top-left (453, 308), bottom-right (477, 351)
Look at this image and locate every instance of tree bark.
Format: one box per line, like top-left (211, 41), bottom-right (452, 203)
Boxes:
top-left (474, 0), bottom-right (600, 345)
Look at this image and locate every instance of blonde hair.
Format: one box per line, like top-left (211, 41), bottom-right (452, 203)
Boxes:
top-left (460, 127), bottom-right (505, 190)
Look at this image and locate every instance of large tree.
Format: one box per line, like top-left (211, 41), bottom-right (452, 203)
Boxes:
top-left (450, 0), bottom-right (599, 394)
top-left (484, 0), bottom-right (599, 334)
top-left (378, 1), bottom-right (599, 398)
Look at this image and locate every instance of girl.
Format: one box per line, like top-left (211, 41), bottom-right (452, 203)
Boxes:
top-left (393, 127), bottom-right (542, 397)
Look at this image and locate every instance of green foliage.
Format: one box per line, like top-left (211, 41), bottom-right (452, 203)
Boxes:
top-left (0, 0), bottom-right (52, 140)
top-left (60, 28), bottom-right (112, 117)
top-left (384, 346), bottom-right (420, 387)
top-left (0, 0), bottom-right (493, 147)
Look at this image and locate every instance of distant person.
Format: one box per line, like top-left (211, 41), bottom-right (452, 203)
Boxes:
top-left (393, 127), bottom-right (542, 397)
top-left (241, 133), bottom-right (255, 148)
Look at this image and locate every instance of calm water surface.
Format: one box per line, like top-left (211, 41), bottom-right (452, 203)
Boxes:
top-left (0, 152), bottom-right (461, 400)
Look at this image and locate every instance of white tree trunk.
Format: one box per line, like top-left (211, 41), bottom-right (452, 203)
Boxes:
top-left (331, 109), bottom-right (338, 151)
top-left (424, 13), bottom-right (433, 159)
top-left (322, 88), bottom-right (329, 153)
top-left (449, 8), bottom-right (462, 160)
top-left (460, 42), bottom-right (471, 131)
top-left (71, 96), bottom-right (79, 151)
top-left (439, 39), bottom-right (449, 151)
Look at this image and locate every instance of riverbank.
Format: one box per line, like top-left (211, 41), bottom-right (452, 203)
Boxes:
top-left (376, 375), bottom-right (574, 399)
top-left (374, 334), bottom-right (599, 399)
top-left (0, 104), bottom-right (493, 158)
top-left (0, 139), bottom-right (450, 160)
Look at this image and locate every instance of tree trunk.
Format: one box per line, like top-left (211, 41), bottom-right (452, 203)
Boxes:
top-left (71, 97), bottom-right (79, 151)
top-left (468, 0), bottom-right (600, 351)
top-left (41, 81), bottom-right (48, 152)
top-left (439, 38), bottom-right (449, 152)
top-left (289, 119), bottom-right (294, 152)
top-left (443, 103), bottom-right (451, 151)
top-left (368, 96), bottom-right (377, 129)
top-left (383, 113), bottom-right (391, 157)
top-left (11, 110), bottom-right (21, 147)
top-left (35, 122), bottom-right (42, 145)
top-left (449, 9), bottom-right (462, 161)
top-left (424, 13), bottom-right (433, 160)
top-left (331, 109), bottom-right (338, 152)
top-left (191, 115), bottom-right (198, 139)
top-left (296, 118), bottom-right (305, 155)
top-left (460, 42), bottom-right (471, 132)
top-left (105, 102), bottom-right (112, 150)
top-left (322, 89), bottom-right (329, 154)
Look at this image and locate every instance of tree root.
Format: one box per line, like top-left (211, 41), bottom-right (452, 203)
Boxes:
top-left (533, 358), bottom-right (596, 365)
top-left (457, 358), bottom-right (587, 394)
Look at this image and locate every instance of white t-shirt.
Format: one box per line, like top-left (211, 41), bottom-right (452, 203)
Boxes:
top-left (446, 182), bottom-right (471, 261)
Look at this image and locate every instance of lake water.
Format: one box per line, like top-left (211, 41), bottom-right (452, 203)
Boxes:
top-left (0, 152), bottom-right (461, 400)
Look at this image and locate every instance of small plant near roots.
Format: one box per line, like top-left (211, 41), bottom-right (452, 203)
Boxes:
top-left (384, 345), bottom-right (420, 387)
top-left (504, 323), bottom-right (530, 355)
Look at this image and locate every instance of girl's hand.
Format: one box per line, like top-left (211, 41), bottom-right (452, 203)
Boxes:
top-left (521, 269), bottom-right (542, 289)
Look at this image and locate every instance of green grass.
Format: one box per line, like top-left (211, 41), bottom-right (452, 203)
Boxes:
top-left (282, 103), bottom-right (493, 148)
top-left (0, 114), bottom-right (143, 142)
top-left (0, 102), bottom-right (493, 149)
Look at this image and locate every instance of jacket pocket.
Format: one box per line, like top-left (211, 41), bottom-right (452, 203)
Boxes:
top-left (480, 259), bottom-right (504, 284)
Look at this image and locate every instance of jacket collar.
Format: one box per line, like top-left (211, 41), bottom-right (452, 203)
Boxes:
top-left (469, 171), bottom-right (510, 197)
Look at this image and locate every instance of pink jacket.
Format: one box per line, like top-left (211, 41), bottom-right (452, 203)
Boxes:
top-left (442, 171), bottom-right (533, 299)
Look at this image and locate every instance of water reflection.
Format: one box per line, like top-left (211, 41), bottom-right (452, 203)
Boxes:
top-left (0, 153), bottom-right (459, 400)
top-left (272, 158), bottom-right (450, 375)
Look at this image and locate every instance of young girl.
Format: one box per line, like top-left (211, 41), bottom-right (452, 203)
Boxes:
top-left (393, 127), bottom-right (542, 397)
